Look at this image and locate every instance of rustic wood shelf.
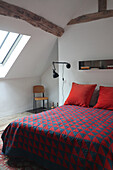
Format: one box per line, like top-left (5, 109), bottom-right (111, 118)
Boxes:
top-left (79, 59), bottom-right (113, 70)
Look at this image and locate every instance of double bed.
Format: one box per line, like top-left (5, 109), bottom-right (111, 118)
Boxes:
top-left (1, 105), bottom-right (113, 170)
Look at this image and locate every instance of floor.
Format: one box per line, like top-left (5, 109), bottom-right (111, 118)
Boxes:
top-left (0, 112), bottom-right (32, 131)
top-left (0, 108), bottom-right (47, 131)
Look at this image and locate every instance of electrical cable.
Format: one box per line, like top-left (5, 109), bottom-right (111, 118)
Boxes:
top-left (62, 65), bottom-right (64, 104)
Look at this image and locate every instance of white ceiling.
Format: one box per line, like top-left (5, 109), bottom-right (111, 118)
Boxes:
top-left (1, 0), bottom-right (113, 78)
top-left (4, 0), bottom-right (80, 28)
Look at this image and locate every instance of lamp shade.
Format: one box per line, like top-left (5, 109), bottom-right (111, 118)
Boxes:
top-left (53, 70), bottom-right (59, 78)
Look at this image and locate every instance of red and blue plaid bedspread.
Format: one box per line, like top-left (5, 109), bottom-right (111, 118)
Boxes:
top-left (1, 105), bottom-right (113, 170)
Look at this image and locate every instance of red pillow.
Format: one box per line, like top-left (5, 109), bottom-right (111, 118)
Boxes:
top-left (64, 82), bottom-right (97, 107)
top-left (94, 86), bottom-right (113, 110)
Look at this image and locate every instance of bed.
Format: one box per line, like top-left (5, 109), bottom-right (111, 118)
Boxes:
top-left (1, 105), bottom-right (113, 170)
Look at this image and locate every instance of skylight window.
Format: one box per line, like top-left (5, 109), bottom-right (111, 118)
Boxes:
top-left (0, 29), bottom-right (30, 78)
top-left (0, 30), bottom-right (8, 48)
top-left (0, 30), bottom-right (22, 64)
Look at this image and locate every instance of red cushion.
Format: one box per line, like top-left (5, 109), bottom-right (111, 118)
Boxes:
top-left (94, 86), bottom-right (113, 110)
top-left (64, 82), bottom-right (97, 107)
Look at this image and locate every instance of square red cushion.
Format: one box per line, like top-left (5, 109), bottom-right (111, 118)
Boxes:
top-left (64, 82), bottom-right (97, 107)
top-left (94, 86), bottom-right (113, 110)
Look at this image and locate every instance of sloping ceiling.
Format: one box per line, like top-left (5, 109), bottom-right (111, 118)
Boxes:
top-left (0, 0), bottom-right (113, 78)
top-left (3, 0), bottom-right (79, 28)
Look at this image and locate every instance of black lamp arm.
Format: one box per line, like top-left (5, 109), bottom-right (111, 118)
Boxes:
top-left (52, 62), bottom-right (56, 70)
top-left (52, 61), bottom-right (71, 69)
top-left (52, 61), bottom-right (70, 65)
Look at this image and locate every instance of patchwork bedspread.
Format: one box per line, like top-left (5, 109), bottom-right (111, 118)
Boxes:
top-left (1, 105), bottom-right (113, 170)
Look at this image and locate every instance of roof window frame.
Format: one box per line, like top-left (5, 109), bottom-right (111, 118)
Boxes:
top-left (1, 34), bottom-right (23, 65)
top-left (0, 32), bottom-right (9, 49)
top-left (0, 29), bottom-right (31, 78)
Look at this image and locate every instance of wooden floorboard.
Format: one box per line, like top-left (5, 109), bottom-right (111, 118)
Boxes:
top-left (0, 112), bottom-right (32, 131)
top-left (0, 108), bottom-right (49, 131)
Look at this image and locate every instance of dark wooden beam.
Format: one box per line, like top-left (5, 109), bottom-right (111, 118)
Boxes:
top-left (67, 10), bottom-right (113, 25)
top-left (0, 1), bottom-right (64, 37)
top-left (98, 0), bottom-right (107, 12)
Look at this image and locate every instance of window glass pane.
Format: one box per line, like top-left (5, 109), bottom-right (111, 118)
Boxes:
top-left (0, 32), bottom-right (19, 63)
top-left (0, 30), bottom-right (8, 47)
top-left (0, 29), bottom-right (30, 78)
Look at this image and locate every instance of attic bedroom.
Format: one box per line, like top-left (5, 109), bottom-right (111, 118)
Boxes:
top-left (0, 0), bottom-right (113, 169)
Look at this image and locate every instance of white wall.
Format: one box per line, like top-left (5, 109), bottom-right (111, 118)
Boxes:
top-left (0, 77), bottom-right (40, 117)
top-left (41, 39), bottom-right (59, 108)
top-left (59, 18), bottom-right (113, 105)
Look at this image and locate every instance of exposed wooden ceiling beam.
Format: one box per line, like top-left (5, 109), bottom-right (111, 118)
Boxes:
top-left (0, 1), bottom-right (64, 37)
top-left (68, 0), bottom-right (113, 25)
top-left (98, 0), bottom-right (107, 12)
top-left (67, 10), bottom-right (113, 25)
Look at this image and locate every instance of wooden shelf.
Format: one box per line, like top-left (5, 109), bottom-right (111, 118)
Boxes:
top-left (79, 59), bottom-right (113, 70)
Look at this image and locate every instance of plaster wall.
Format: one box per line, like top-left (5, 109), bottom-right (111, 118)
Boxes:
top-left (0, 76), bottom-right (40, 117)
top-left (59, 18), bottom-right (113, 105)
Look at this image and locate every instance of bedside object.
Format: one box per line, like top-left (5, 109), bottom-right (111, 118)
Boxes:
top-left (80, 66), bottom-right (90, 70)
top-left (107, 65), bottom-right (113, 69)
top-left (51, 102), bottom-right (55, 109)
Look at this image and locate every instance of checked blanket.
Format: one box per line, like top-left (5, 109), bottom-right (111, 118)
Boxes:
top-left (1, 105), bottom-right (113, 170)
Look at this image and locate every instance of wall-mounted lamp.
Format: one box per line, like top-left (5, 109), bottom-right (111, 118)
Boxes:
top-left (52, 61), bottom-right (71, 78)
